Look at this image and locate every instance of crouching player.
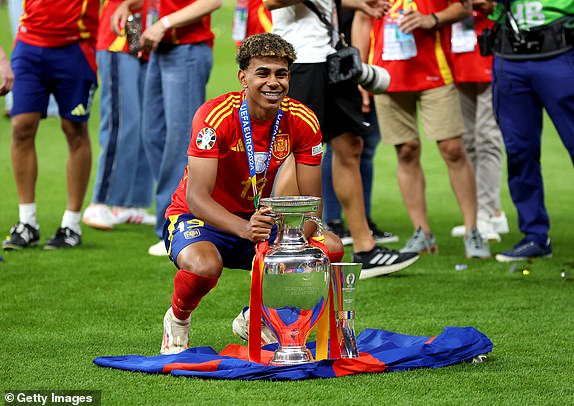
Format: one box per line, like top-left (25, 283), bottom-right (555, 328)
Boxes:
top-left (159, 33), bottom-right (344, 354)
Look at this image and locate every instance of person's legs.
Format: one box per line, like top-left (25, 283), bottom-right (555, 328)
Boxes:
top-left (329, 131), bottom-right (374, 253)
top-left (92, 51), bottom-right (150, 208)
top-left (493, 57), bottom-right (547, 246)
top-left (395, 139), bottom-right (431, 232)
top-left (153, 43), bottom-right (213, 240)
top-left (436, 137), bottom-right (478, 231)
top-left (10, 113), bottom-right (41, 205)
top-left (420, 84), bottom-right (477, 232)
top-left (61, 119), bottom-right (92, 213)
top-left (475, 83), bottom-right (503, 218)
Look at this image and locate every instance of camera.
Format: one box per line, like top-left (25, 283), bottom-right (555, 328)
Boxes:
top-left (355, 63), bottom-right (391, 94)
top-left (326, 46), bottom-right (391, 94)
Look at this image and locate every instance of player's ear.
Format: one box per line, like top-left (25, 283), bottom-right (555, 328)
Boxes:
top-left (238, 70), bottom-right (248, 89)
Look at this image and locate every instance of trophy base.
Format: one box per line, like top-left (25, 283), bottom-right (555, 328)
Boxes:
top-left (270, 345), bottom-right (313, 366)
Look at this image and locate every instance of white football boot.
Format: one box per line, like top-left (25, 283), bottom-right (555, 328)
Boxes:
top-left (160, 307), bottom-right (191, 355)
top-left (232, 306), bottom-right (277, 345)
top-left (82, 204), bottom-right (116, 230)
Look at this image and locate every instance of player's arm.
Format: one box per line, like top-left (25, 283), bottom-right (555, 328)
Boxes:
top-left (186, 156), bottom-right (275, 242)
top-left (264, 0), bottom-right (386, 18)
top-left (0, 46), bottom-right (14, 96)
top-left (399, 0), bottom-right (471, 34)
top-left (140, 0), bottom-right (222, 51)
top-left (352, 11), bottom-right (375, 112)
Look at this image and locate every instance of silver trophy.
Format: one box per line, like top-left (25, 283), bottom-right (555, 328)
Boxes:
top-left (330, 262), bottom-right (362, 358)
top-left (259, 196), bottom-right (330, 366)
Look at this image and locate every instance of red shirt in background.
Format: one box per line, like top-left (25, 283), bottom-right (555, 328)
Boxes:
top-left (371, 0), bottom-right (462, 92)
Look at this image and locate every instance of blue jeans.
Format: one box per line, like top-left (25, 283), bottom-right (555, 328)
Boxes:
top-left (322, 105), bottom-right (381, 223)
top-left (142, 43), bottom-right (213, 238)
top-left (493, 50), bottom-right (574, 245)
top-left (91, 51), bottom-right (153, 207)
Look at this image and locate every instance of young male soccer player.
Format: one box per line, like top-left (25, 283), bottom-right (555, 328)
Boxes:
top-left (159, 33), bottom-right (344, 354)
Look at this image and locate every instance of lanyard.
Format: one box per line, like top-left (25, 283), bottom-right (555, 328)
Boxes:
top-left (239, 99), bottom-right (283, 209)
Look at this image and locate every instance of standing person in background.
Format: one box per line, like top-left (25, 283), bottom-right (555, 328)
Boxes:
top-left (0, 45), bottom-right (13, 96)
top-left (2, 0), bottom-right (99, 251)
top-left (113, 0), bottom-right (222, 256)
top-left (354, 0), bottom-right (491, 258)
top-left (450, 0), bottom-right (509, 243)
top-left (322, 7), bottom-right (398, 247)
top-left (489, 1), bottom-right (574, 262)
top-left (82, 0), bottom-right (156, 231)
top-left (4, 0), bottom-right (58, 117)
top-left (266, 0), bottom-right (420, 277)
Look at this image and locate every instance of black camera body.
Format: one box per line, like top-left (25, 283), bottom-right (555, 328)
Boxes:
top-left (326, 46), bottom-right (391, 94)
top-left (326, 46), bottom-right (363, 84)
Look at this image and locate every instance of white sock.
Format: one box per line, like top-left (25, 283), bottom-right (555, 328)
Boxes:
top-left (19, 203), bottom-right (38, 228)
top-left (62, 210), bottom-right (82, 235)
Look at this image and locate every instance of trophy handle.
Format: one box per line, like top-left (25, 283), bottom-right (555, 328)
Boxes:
top-left (305, 215), bottom-right (324, 237)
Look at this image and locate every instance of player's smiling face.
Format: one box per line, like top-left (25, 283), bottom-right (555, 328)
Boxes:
top-left (239, 56), bottom-right (290, 121)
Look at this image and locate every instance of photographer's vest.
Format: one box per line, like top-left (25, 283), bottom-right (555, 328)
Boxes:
top-left (491, 0), bottom-right (574, 60)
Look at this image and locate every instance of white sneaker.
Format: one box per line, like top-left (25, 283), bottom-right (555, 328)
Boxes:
top-left (82, 204), bottom-right (116, 230)
top-left (476, 218), bottom-right (501, 242)
top-left (160, 307), bottom-right (191, 355)
top-left (112, 207), bottom-right (156, 225)
top-left (451, 219), bottom-right (501, 242)
top-left (490, 211), bottom-right (509, 234)
top-left (232, 306), bottom-right (277, 345)
top-left (148, 240), bottom-right (168, 256)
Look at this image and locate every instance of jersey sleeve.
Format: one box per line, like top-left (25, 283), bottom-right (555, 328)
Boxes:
top-left (287, 100), bottom-right (323, 166)
top-left (187, 102), bottom-right (226, 159)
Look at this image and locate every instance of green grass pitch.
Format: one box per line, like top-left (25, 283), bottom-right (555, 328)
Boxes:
top-left (1, 2), bottom-right (573, 405)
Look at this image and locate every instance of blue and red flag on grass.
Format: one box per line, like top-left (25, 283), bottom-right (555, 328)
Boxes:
top-left (93, 326), bottom-right (492, 381)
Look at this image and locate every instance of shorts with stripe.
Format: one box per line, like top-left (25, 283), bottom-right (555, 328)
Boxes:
top-left (162, 213), bottom-right (277, 270)
top-left (10, 40), bottom-right (98, 121)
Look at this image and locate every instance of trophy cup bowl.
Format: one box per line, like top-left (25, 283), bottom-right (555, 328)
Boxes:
top-left (259, 196), bottom-right (330, 366)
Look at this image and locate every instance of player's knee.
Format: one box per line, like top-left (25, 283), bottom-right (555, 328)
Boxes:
top-left (177, 250), bottom-right (223, 279)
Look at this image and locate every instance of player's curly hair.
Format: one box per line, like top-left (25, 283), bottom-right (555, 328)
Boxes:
top-left (236, 33), bottom-right (297, 70)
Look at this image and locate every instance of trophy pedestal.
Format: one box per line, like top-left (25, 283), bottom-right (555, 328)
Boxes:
top-left (270, 345), bottom-right (313, 365)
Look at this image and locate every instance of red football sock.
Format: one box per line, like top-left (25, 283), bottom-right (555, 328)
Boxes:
top-left (171, 270), bottom-right (218, 320)
top-left (328, 250), bottom-right (345, 263)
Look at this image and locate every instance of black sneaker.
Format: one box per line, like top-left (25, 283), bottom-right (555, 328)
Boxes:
top-left (353, 246), bottom-right (419, 279)
top-left (368, 218), bottom-right (399, 244)
top-left (326, 219), bottom-right (353, 246)
top-left (44, 227), bottom-right (82, 250)
top-left (2, 222), bottom-right (40, 250)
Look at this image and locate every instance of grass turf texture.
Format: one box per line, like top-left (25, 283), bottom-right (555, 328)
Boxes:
top-left (1, 3), bottom-right (573, 405)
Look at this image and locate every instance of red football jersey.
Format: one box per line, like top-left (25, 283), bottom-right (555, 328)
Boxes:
top-left (159, 0), bottom-right (215, 46)
top-left (451, 11), bottom-right (494, 84)
top-left (166, 92), bottom-right (323, 218)
top-left (371, 0), bottom-right (462, 92)
top-left (17, 0), bottom-right (99, 47)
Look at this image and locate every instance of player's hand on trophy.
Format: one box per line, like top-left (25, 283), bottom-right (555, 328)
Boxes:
top-left (244, 206), bottom-right (276, 242)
